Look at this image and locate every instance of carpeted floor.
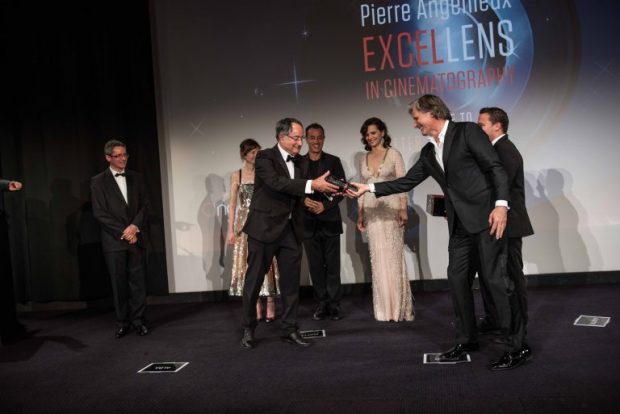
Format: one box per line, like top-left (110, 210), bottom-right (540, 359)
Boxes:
top-left (1, 284), bottom-right (619, 413)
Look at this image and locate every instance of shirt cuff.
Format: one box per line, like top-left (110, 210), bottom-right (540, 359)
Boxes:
top-left (305, 180), bottom-right (314, 194)
top-left (495, 200), bottom-right (508, 209)
top-left (369, 183), bottom-right (376, 193)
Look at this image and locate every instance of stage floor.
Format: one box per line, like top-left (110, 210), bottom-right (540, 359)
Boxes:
top-left (1, 284), bottom-right (619, 413)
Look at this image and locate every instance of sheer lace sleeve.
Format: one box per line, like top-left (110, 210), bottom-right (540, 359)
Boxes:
top-left (359, 154), bottom-right (368, 184)
top-left (358, 154), bottom-right (367, 210)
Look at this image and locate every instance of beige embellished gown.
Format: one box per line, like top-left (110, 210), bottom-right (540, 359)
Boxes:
top-left (360, 148), bottom-right (414, 321)
top-left (228, 180), bottom-right (280, 296)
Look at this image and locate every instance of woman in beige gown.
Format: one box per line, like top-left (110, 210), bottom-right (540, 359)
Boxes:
top-left (227, 139), bottom-right (279, 322)
top-left (357, 118), bottom-right (414, 322)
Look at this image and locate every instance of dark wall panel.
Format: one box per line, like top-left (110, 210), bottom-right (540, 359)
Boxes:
top-left (0, 0), bottom-right (168, 302)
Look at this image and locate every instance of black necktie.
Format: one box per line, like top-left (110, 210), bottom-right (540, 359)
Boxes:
top-left (286, 155), bottom-right (297, 163)
top-left (115, 172), bottom-right (126, 177)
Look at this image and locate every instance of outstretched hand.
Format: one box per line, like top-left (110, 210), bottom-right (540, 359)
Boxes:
top-left (311, 171), bottom-right (340, 194)
top-left (8, 181), bottom-right (22, 191)
top-left (345, 182), bottom-right (369, 198)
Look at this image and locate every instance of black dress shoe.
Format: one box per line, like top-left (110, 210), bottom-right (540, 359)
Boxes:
top-left (281, 331), bottom-right (311, 347)
top-left (329, 307), bottom-right (341, 321)
top-left (135, 325), bottom-right (149, 336)
top-left (115, 326), bottom-right (130, 339)
top-left (240, 329), bottom-right (255, 349)
top-left (439, 343), bottom-right (479, 361)
top-left (313, 305), bottom-right (328, 321)
top-left (520, 344), bottom-right (532, 359)
top-left (264, 317), bottom-right (276, 323)
top-left (490, 347), bottom-right (531, 371)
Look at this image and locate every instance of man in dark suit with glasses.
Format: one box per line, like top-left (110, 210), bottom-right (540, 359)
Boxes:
top-left (91, 139), bottom-right (150, 338)
top-left (240, 118), bottom-right (339, 349)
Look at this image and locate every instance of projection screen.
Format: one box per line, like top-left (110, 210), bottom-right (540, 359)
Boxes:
top-left (150, 0), bottom-right (620, 293)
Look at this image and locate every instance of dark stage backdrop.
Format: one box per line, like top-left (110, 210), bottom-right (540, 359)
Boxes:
top-left (151, 0), bottom-right (620, 293)
top-left (0, 0), bottom-right (168, 303)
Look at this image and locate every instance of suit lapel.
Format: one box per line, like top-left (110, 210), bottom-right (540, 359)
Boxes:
top-left (272, 145), bottom-right (291, 178)
top-left (424, 147), bottom-right (442, 175)
top-left (293, 157), bottom-right (304, 178)
top-left (442, 121), bottom-right (456, 176)
top-left (125, 172), bottom-right (133, 209)
top-left (105, 169), bottom-right (128, 206)
top-left (423, 145), bottom-right (446, 186)
top-left (495, 135), bottom-right (508, 147)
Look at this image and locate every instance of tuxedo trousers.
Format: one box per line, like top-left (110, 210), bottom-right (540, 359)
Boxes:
top-left (103, 245), bottom-right (147, 328)
top-left (471, 237), bottom-right (528, 349)
top-left (242, 221), bottom-right (302, 334)
top-left (448, 216), bottom-right (518, 351)
top-left (303, 228), bottom-right (342, 307)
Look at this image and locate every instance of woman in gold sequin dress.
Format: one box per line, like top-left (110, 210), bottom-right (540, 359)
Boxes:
top-left (227, 139), bottom-right (279, 322)
top-left (357, 118), bottom-right (414, 322)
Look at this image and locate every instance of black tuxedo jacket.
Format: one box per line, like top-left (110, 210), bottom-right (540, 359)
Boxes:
top-left (91, 169), bottom-right (150, 252)
top-left (375, 122), bottom-right (509, 235)
top-left (243, 145), bottom-right (309, 244)
top-left (302, 151), bottom-right (344, 238)
top-left (494, 135), bottom-right (534, 238)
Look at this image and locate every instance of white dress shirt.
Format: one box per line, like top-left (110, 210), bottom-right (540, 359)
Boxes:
top-left (276, 143), bottom-right (313, 194)
top-left (111, 167), bottom-right (128, 204)
top-left (429, 119), bottom-right (449, 171)
top-left (491, 133), bottom-right (506, 146)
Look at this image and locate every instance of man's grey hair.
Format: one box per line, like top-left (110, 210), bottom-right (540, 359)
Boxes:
top-left (104, 139), bottom-right (126, 156)
top-left (408, 94), bottom-right (452, 121)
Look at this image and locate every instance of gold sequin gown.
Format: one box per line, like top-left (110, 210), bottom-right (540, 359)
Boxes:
top-left (229, 181), bottom-right (280, 296)
top-left (360, 148), bottom-right (414, 321)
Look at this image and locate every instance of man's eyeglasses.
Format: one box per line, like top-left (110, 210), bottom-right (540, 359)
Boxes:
top-left (110, 153), bottom-right (130, 159)
top-left (286, 135), bottom-right (305, 142)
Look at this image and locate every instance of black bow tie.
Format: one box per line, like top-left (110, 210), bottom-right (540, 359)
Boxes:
top-left (286, 155), bottom-right (299, 163)
top-left (114, 172), bottom-right (126, 177)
